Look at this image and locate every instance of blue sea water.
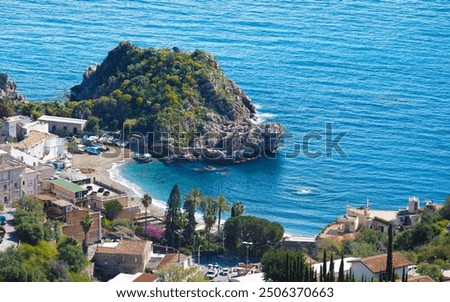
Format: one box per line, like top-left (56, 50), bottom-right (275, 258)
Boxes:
top-left (1, 1), bottom-right (450, 235)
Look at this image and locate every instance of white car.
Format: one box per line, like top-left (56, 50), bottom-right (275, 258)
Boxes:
top-left (219, 268), bottom-right (229, 276)
top-left (206, 270), bottom-right (217, 279)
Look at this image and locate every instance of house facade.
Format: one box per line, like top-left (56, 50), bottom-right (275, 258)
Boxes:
top-left (348, 252), bottom-right (413, 281)
top-left (38, 115), bottom-right (86, 135)
top-left (12, 130), bottom-right (65, 161)
top-left (0, 150), bottom-right (38, 204)
top-left (1, 115), bottom-right (31, 138)
top-left (94, 240), bottom-right (153, 281)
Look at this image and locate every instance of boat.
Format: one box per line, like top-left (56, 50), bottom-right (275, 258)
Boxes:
top-left (195, 166), bottom-right (228, 172)
top-left (133, 153), bottom-right (152, 163)
top-left (85, 146), bottom-right (101, 155)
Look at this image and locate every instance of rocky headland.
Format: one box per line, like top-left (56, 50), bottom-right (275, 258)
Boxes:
top-left (0, 73), bottom-right (28, 103)
top-left (70, 42), bottom-right (284, 162)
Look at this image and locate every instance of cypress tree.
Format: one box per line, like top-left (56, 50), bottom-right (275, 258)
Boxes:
top-left (322, 249), bottom-right (327, 282)
top-left (338, 254), bottom-right (345, 282)
top-left (164, 184), bottom-right (181, 247)
top-left (386, 223), bottom-right (394, 282)
top-left (328, 253), bottom-right (335, 282)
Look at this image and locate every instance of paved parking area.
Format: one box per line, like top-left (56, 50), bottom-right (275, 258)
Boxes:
top-left (0, 207), bottom-right (19, 252)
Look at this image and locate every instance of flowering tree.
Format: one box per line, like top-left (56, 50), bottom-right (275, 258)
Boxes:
top-left (144, 224), bottom-right (164, 242)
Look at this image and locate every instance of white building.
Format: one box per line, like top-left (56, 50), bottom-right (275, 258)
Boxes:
top-left (38, 115), bottom-right (86, 135)
top-left (17, 120), bottom-right (49, 140)
top-left (1, 115), bottom-right (31, 138)
top-left (11, 130), bottom-right (65, 161)
top-left (348, 252), bottom-right (412, 281)
top-left (0, 150), bottom-right (38, 204)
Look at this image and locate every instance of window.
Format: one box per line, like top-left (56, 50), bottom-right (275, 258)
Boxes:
top-left (52, 125), bottom-right (56, 132)
top-left (23, 181), bottom-right (25, 186)
top-left (73, 127), bottom-right (78, 134)
top-left (3, 184), bottom-right (6, 190)
top-left (28, 179), bottom-right (33, 186)
top-left (14, 183), bottom-right (18, 189)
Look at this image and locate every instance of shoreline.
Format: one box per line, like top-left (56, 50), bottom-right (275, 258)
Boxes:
top-left (72, 146), bottom-right (307, 237)
top-left (71, 147), bottom-right (167, 219)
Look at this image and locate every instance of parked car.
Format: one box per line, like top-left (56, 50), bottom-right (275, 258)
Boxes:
top-left (219, 268), bottom-right (229, 276)
top-left (205, 270), bottom-right (217, 279)
top-left (87, 185), bottom-right (93, 191)
top-left (98, 187), bottom-right (105, 193)
top-left (103, 191), bottom-right (110, 196)
top-left (0, 215), bottom-right (6, 225)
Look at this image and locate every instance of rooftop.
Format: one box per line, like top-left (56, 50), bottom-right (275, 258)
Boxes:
top-left (12, 130), bottom-right (58, 150)
top-left (50, 199), bottom-right (73, 207)
top-left (155, 253), bottom-right (190, 270)
top-left (3, 115), bottom-right (30, 122)
top-left (96, 240), bottom-right (150, 256)
top-left (108, 272), bottom-right (158, 283)
top-left (406, 275), bottom-right (434, 282)
top-left (348, 252), bottom-right (413, 273)
top-left (51, 178), bottom-right (87, 193)
top-left (38, 115), bottom-right (87, 125)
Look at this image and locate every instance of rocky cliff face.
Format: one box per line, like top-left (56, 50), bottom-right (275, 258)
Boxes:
top-left (0, 73), bottom-right (28, 103)
top-left (70, 42), bottom-right (284, 162)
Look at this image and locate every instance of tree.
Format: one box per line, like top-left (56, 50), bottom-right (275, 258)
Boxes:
top-left (141, 193), bottom-right (152, 230)
top-left (338, 254), bottom-right (345, 282)
top-left (386, 223), bottom-right (394, 282)
top-left (417, 263), bottom-right (443, 282)
top-left (439, 196), bottom-right (450, 220)
top-left (328, 253), bottom-right (335, 282)
top-left (156, 265), bottom-right (208, 282)
top-left (216, 195), bottom-right (230, 232)
top-left (261, 248), bottom-right (314, 282)
top-left (85, 116), bottom-right (100, 133)
top-left (164, 184), bottom-right (181, 247)
top-left (16, 196), bottom-right (43, 213)
top-left (16, 221), bottom-right (44, 245)
top-left (200, 196), bottom-right (218, 247)
top-left (231, 201), bottom-right (244, 217)
top-left (223, 216), bottom-right (284, 257)
top-left (80, 214), bottom-right (93, 254)
top-left (103, 200), bottom-right (123, 220)
top-left (67, 140), bottom-right (79, 154)
top-left (144, 224), bottom-right (164, 241)
top-left (57, 237), bottom-right (88, 273)
top-left (183, 189), bottom-right (203, 246)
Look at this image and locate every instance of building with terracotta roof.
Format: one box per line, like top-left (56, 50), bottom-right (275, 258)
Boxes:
top-left (348, 252), bottom-right (413, 282)
top-left (11, 130), bottom-right (65, 161)
top-left (108, 272), bottom-right (159, 283)
top-left (94, 240), bottom-right (153, 281)
top-left (0, 150), bottom-right (38, 204)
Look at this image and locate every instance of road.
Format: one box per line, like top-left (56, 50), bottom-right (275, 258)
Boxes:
top-left (0, 207), bottom-right (19, 252)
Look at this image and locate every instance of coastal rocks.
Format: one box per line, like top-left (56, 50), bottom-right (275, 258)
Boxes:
top-left (0, 73), bottom-right (28, 103)
top-left (69, 42), bottom-right (285, 163)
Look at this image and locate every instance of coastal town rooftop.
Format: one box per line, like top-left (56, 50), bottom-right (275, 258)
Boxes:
top-left (38, 115), bottom-right (87, 125)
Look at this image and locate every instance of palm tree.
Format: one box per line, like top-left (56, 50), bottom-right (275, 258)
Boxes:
top-left (200, 196), bottom-right (218, 247)
top-left (183, 189), bottom-right (203, 244)
top-left (141, 193), bottom-right (153, 230)
top-left (231, 201), bottom-right (244, 217)
top-left (216, 195), bottom-right (231, 232)
top-left (80, 214), bottom-right (93, 255)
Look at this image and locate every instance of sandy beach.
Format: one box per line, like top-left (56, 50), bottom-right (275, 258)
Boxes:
top-left (71, 146), bottom-right (167, 219)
